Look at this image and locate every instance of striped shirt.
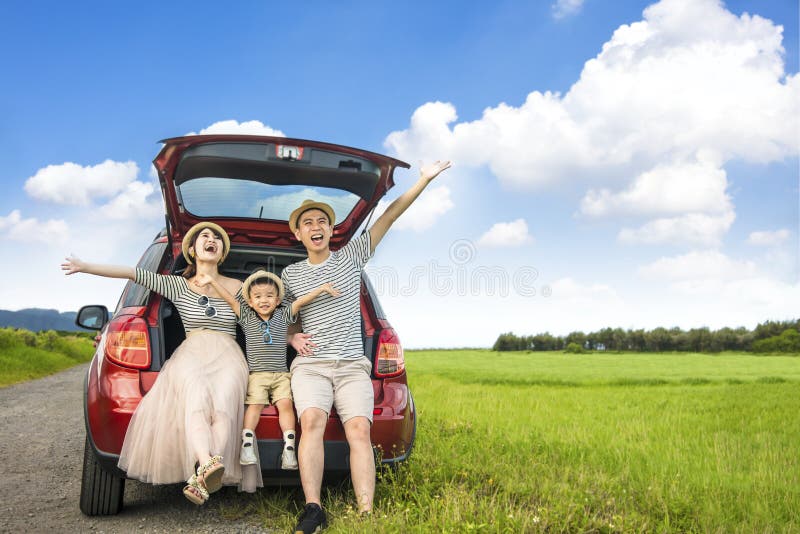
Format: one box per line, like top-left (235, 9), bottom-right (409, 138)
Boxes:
top-left (281, 231), bottom-right (372, 360)
top-left (134, 268), bottom-right (238, 337)
top-left (238, 299), bottom-right (295, 372)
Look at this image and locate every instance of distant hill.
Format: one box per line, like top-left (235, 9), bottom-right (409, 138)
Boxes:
top-left (0, 308), bottom-right (82, 332)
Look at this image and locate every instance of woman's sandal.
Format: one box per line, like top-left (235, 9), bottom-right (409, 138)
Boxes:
top-left (197, 455), bottom-right (225, 494)
top-left (182, 473), bottom-right (209, 505)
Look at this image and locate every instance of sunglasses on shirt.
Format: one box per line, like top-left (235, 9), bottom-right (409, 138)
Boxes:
top-left (197, 295), bottom-right (217, 318)
top-left (259, 320), bottom-right (273, 344)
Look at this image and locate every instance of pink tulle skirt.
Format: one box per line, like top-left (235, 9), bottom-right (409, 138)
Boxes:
top-left (118, 330), bottom-right (263, 492)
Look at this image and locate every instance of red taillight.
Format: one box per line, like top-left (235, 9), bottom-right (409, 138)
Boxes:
top-left (374, 328), bottom-right (404, 378)
top-left (104, 315), bottom-right (151, 369)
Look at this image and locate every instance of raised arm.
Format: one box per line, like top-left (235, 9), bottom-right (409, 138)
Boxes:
top-left (194, 273), bottom-right (241, 317)
top-left (290, 283), bottom-right (340, 317)
top-left (368, 160), bottom-right (452, 253)
top-left (61, 256), bottom-right (135, 280)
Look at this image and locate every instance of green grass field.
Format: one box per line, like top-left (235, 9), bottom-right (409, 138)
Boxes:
top-left (227, 349), bottom-right (800, 533)
top-left (0, 328), bottom-right (95, 387)
top-left (2, 337), bottom-right (797, 532)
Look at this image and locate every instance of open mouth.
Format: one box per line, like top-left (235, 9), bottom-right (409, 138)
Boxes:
top-left (310, 234), bottom-right (323, 245)
top-left (204, 243), bottom-right (217, 253)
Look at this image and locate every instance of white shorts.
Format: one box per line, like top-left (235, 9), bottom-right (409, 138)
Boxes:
top-left (290, 357), bottom-right (374, 424)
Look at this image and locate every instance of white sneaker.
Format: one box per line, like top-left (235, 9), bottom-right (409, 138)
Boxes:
top-left (240, 442), bottom-right (258, 465)
top-left (281, 447), bottom-right (298, 470)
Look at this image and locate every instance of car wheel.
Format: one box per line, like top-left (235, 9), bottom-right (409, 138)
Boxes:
top-left (79, 435), bottom-right (125, 516)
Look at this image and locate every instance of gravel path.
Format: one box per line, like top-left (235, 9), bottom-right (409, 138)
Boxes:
top-left (0, 364), bottom-right (284, 533)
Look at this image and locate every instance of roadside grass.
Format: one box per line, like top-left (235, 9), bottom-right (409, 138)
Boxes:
top-left (0, 327), bottom-right (95, 387)
top-left (230, 349), bottom-right (800, 533)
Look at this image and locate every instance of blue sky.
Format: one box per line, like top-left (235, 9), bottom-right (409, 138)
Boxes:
top-left (2, 0), bottom-right (797, 348)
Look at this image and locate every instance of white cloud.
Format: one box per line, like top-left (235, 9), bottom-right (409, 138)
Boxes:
top-left (549, 277), bottom-right (620, 303)
top-left (188, 120), bottom-right (286, 137)
top-left (746, 228), bottom-right (790, 246)
top-left (375, 186), bottom-right (454, 232)
top-left (385, 0), bottom-right (799, 247)
top-left (618, 209), bottom-right (735, 247)
top-left (477, 219), bottom-right (534, 247)
top-left (0, 209), bottom-right (69, 244)
top-left (636, 249), bottom-right (800, 313)
top-left (24, 160), bottom-right (139, 206)
top-left (638, 250), bottom-right (758, 282)
top-left (552, 0), bottom-right (585, 20)
top-left (98, 181), bottom-right (164, 221)
top-left (580, 151), bottom-right (732, 217)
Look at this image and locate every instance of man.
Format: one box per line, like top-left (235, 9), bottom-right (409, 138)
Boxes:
top-left (281, 160), bottom-right (452, 533)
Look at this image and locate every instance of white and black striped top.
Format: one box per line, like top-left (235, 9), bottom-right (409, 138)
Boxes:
top-left (134, 268), bottom-right (239, 337)
top-left (281, 232), bottom-right (372, 360)
top-left (238, 300), bottom-right (296, 372)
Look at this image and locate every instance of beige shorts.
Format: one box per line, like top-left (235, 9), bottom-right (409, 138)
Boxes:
top-left (246, 371), bottom-right (292, 405)
top-left (290, 357), bottom-right (374, 424)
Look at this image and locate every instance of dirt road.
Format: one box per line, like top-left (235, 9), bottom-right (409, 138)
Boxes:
top-left (0, 364), bottom-right (278, 533)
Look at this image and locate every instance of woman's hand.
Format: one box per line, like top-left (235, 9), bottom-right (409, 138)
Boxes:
top-left (61, 256), bottom-right (86, 275)
top-left (289, 332), bottom-right (317, 356)
top-left (193, 273), bottom-right (213, 287)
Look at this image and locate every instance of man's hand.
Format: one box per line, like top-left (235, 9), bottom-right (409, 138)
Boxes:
top-left (419, 160), bottom-right (452, 183)
top-left (289, 332), bottom-right (317, 356)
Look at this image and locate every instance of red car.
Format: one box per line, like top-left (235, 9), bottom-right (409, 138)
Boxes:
top-left (77, 135), bottom-right (417, 515)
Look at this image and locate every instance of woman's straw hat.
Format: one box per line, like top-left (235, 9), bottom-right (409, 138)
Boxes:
top-left (182, 222), bottom-right (231, 265)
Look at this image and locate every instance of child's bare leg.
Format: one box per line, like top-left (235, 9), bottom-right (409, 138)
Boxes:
top-left (240, 404), bottom-right (264, 466)
top-left (276, 398), bottom-right (296, 434)
top-left (244, 403), bottom-right (264, 432)
top-left (276, 398), bottom-right (298, 470)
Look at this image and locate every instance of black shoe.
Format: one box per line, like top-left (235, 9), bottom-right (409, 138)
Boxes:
top-left (295, 503), bottom-right (327, 533)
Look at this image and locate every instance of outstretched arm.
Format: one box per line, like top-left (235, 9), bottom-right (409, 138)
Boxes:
top-left (368, 160), bottom-right (452, 253)
top-left (290, 283), bottom-right (340, 317)
top-left (194, 273), bottom-right (241, 317)
top-left (61, 256), bottom-right (135, 280)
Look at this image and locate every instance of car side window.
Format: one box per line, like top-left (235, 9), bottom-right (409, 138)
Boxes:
top-left (118, 242), bottom-right (168, 310)
top-left (362, 273), bottom-right (386, 319)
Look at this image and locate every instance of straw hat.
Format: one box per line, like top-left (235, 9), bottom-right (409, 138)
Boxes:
top-left (242, 269), bottom-right (284, 301)
top-left (182, 222), bottom-right (231, 264)
top-left (289, 199), bottom-right (336, 233)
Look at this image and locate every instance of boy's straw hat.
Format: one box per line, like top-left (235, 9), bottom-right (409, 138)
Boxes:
top-left (182, 222), bottom-right (231, 265)
top-left (242, 269), bottom-right (284, 301)
top-left (289, 199), bottom-right (336, 233)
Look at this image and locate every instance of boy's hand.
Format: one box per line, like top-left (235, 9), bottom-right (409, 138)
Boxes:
top-left (61, 256), bottom-right (85, 275)
top-left (321, 283), bottom-right (341, 297)
top-left (420, 160), bottom-right (452, 183)
top-left (193, 273), bottom-right (213, 287)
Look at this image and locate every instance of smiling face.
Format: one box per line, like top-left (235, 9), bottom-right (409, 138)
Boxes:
top-left (191, 228), bottom-right (225, 264)
top-left (293, 208), bottom-right (333, 254)
top-left (247, 281), bottom-right (281, 319)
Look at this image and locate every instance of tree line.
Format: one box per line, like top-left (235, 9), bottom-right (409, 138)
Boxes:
top-left (492, 319), bottom-right (800, 353)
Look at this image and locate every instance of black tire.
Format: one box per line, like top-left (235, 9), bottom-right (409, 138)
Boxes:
top-left (79, 435), bottom-right (125, 516)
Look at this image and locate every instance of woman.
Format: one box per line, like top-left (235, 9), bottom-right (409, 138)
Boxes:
top-left (63, 222), bottom-right (261, 504)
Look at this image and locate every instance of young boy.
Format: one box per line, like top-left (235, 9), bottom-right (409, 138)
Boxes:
top-left (282, 160), bottom-right (451, 532)
top-left (195, 270), bottom-right (339, 470)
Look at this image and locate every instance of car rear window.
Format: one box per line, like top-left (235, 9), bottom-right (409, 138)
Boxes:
top-left (174, 142), bottom-right (382, 224)
top-left (179, 179), bottom-right (361, 224)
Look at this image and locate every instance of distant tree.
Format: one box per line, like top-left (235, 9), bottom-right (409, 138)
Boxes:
top-left (565, 331), bottom-right (586, 349)
top-left (564, 342), bottom-right (585, 354)
top-left (752, 329), bottom-right (800, 353)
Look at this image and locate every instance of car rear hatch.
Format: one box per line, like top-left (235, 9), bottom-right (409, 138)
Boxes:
top-left (153, 135), bottom-right (410, 250)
